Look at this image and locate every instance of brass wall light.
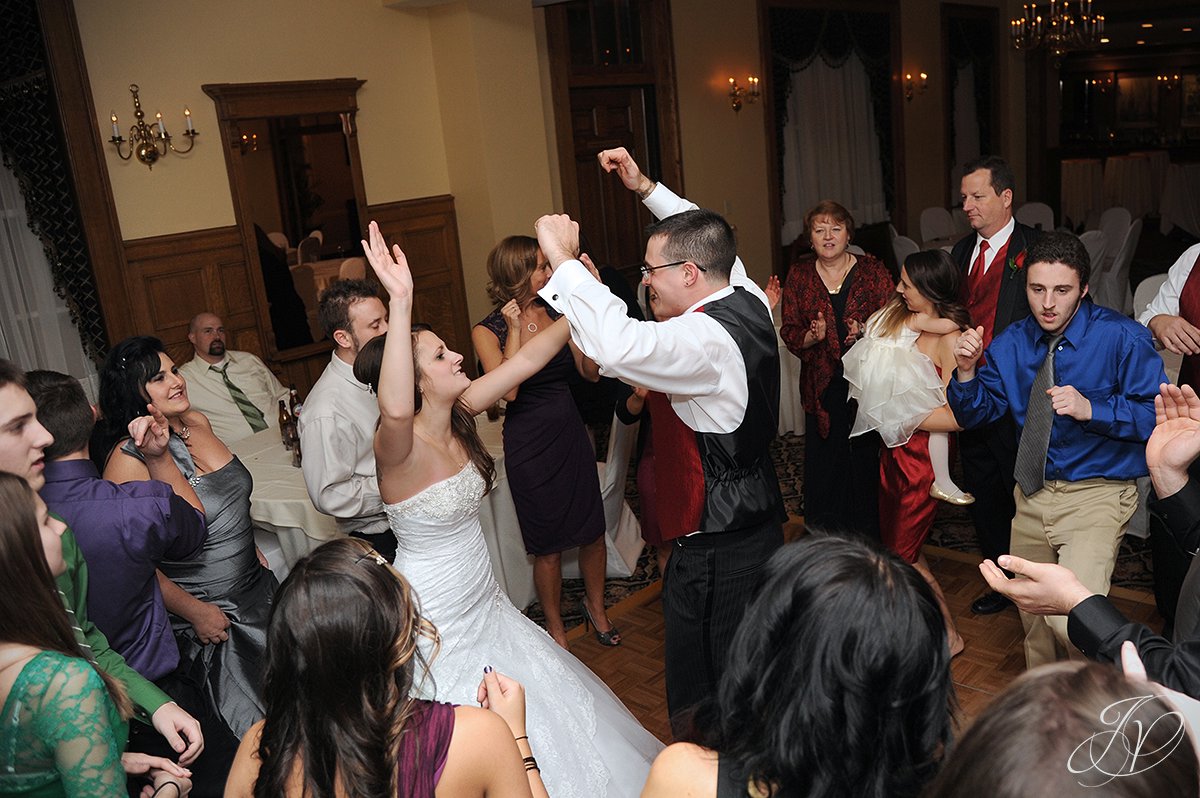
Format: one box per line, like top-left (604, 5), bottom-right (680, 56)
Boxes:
top-left (905, 71), bottom-right (929, 101)
top-left (107, 84), bottom-right (197, 169)
top-left (729, 76), bottom-right (760, 113)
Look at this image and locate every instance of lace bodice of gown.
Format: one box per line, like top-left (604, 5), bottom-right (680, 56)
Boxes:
top-left (384, 465), bottom-right (663, 798)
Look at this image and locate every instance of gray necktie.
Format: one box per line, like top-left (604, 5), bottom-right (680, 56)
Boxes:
top-left (1014, 333), bottom-right (1064, 497)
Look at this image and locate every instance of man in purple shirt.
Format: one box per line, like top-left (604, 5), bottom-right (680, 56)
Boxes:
top-left (29, 370), bottom-right (207, 679)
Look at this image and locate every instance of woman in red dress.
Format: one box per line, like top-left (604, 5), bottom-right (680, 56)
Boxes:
top-left (876, 250), bottom-right (969, 656)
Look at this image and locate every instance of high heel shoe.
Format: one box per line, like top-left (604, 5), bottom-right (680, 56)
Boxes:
top-left (582, 605), bottom-right (621, 647)
top-left (930, 483), bottom-right (975, 506)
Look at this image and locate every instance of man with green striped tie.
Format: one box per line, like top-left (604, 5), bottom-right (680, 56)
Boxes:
top-left (179, 312), bottom-right (290, 445)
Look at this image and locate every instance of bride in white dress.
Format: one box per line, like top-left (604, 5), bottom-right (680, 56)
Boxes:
top-left (355, 222), bottom-right (662, 798)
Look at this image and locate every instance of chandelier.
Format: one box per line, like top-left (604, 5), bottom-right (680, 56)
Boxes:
top-left (1010, 0), bottom-right (1104, 59)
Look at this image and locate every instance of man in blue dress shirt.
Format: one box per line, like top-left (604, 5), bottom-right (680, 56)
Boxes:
top-left (948, 232), bottom-right (1166, 668)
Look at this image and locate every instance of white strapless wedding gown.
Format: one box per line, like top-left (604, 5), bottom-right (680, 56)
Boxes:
top-left (384, 464), bottom-right (662, 798)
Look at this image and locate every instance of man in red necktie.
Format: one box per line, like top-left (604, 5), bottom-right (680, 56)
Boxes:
top-left (949, 156), bottom-right (1041, 616)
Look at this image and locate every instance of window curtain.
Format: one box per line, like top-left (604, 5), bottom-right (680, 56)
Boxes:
top-left (770, 7), bottom-right (896, 246)
top-left (780, 51), bottom-right (889, 244)
top-left (0, 161), bottom-right (99, 399)
top-left (950, 62), bottom-right (982, 201)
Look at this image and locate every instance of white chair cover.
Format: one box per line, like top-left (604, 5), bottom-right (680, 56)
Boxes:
top-left (919, 207), bottom-right (955, 243)
top-left (1015, 202), bottom-right (1054, 232)
top-left (893, 235), bottom-right (919, 267)
top-left (1079, 230), bottom-right (1107, 275)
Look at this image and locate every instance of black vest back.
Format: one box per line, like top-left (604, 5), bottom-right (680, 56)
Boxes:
top-left (694, 287), bottom-right (785, 532)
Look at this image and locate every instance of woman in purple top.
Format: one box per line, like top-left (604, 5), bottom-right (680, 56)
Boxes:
top-left (225, 538), bottom-right (548, 798)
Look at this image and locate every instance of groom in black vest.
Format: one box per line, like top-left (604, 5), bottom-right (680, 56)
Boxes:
top-left (535, 148), bottom-right (785, 733)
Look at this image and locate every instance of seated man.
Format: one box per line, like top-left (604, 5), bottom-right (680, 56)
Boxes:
top-left (983, 382), bottom-right (1200, 697)
top-left (0, 359), bottom-right (204, 768)
top-left (178, 312), bottom-right (289, 444)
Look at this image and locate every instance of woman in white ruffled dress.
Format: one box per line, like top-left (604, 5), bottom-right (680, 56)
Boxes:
top-left (351, 221), bottom-right (662, 798)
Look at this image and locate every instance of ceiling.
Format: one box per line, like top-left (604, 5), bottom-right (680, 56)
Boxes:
top-left (1058, 0), bottom-right (1200, 50)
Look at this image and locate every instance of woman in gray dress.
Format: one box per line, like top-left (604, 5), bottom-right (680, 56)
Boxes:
top-left (95, 336), bottom-right (276, 744)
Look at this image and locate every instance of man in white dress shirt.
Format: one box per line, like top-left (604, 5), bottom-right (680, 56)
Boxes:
top-left (535, 148), bottom-right (784, 733)
top-left (297, 280), bottom-right (394, 561)
top-left (178, 313), bottom-right (289, 445)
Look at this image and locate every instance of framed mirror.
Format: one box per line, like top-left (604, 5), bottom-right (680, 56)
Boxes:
top-left (203, 79), bottom-right (368, 359)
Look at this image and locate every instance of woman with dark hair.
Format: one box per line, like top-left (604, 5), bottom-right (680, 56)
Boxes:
top-left (94, 336), bottom-right (276, 748)
top-left (780, 201), bottom-right (894, 539)
top-left (641, 534), bottom-right (954, 798)
top-left (852, 250), bottom-right (970, 655)
top-left (926, 660), bottom-right (1199, 797)
top-left (471, 235), bottom-right (613, 649)
top-left (224, 537), bottom-right (548, 798)
top-left (352, 222), bottom-right (661, 798)
top-left (0, 473), bottom-right (190, 797)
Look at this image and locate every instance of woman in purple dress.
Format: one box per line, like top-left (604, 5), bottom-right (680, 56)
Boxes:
top-left (471, 236), bottom-right (615, 650)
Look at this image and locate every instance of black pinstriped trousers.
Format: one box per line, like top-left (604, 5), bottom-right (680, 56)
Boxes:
top-left (662, 519), bottom-right (784, 735)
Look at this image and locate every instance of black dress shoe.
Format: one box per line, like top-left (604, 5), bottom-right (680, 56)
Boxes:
top-left (971, 591), bottom-right (1013, 615)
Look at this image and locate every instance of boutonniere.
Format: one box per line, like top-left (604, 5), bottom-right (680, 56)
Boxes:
top-left (1007, 251), bottom-right (1026, 280)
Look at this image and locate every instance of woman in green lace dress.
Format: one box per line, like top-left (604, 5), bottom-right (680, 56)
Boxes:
top-left (0, 473), bottom-right (185, 798)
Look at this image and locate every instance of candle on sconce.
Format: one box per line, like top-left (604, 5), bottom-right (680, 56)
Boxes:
top-left (155, 110), bottom-right (165, 137)
top-left (184, 107), bottom-right (193, 133)
top-left (110, 112), bottom-right (120, 139)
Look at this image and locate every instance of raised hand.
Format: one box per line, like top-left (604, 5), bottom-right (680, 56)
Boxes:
top-left (803, 312), bottom-right (826, 348)
top-left (1156, 382), bottom-right (1200, 425)
top-left (360, 220), bottom-right (412, 305)
top-left (534, 214), bottom-right (580, 273)
top-left (501, 299), bottom-right (521, 327)
top-left (476, 667), bottom-right (529, 739)
top-left (579, 252), bottom-right (602, 282)
top-left (1147, 384), bottom-right (1200, 498)
top-left (954, 326), bottom-right (986, 376)
top-left (597, 147), bottom-right (647, 193)
top-left (129, 404), bottom-right (171, 457)
top-left (764, 275), bottom-right (781, 310)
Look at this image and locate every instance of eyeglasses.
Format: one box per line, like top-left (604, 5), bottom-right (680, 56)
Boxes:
top-left (639, 259), bottom-right (705, 278)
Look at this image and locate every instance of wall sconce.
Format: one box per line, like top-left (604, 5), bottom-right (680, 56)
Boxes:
top-left (904, 71), bottom-right (929, 102)
top-left (107, 84), bottom-right (197, 170)
top-left (235, 130), bottom-right (258, 154)
top-left (1157, 74), bottom-right (1181, 91)
top-left (728, 76), bottom-right (760, 113)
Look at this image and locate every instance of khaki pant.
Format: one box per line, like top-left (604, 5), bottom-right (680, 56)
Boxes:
top-left (1010, 478), bottom-right (1138, 669)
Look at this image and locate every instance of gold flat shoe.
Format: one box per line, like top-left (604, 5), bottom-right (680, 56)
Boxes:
top-left (930, 483), bottom-right (975, 506)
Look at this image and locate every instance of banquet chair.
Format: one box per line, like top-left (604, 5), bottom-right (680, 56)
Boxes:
top-left (295, 234), bottom-right (321, 267)
top-left (1098, 207), bottom-right (1133, 269)
top-left (1015, 202), bottom-right (1054, 232)
top-left (1078, 230), bottom-right (1107, 275)
top-left (339, 257), bottom-right (366, 281)
top-left (1092, 218), bottom-right (1142, 315)
top-left (1133, 273), bottom-right (1182, 384)
top-left (266, 231), bottom-right (289, 250)
top-left (951, 207), bottom-right (971, 236)
top-left (893, 235), bottom-right (919, 266)
top-left (562, 412), bottom-right (643, 579)
top-left (919, 207), bottom-right (955, 244)
top-left (847, 244), bottom-right (866, 256)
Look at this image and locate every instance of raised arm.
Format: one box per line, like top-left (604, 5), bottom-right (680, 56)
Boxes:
top-left (463, 319), bottom-right (572, 413)
top-left (910, 312), bottom-right (960, 335)
top-left (361, 221), bottom-right (416, 471)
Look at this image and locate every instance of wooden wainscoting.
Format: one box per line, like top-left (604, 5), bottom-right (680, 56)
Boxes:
top-left (120, 194), bottom-right (471, 395)
top-left (367, 195), bottom-right (475, 376)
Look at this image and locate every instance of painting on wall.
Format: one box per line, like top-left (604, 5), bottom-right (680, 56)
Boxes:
top-left (1116, 75), bottom-right (1159, 127)
top-left (1184, 74), bottom-right (1200, 127)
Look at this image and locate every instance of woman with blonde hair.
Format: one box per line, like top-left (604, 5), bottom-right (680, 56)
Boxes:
top-left (472, 235), bottom-right (616, 649)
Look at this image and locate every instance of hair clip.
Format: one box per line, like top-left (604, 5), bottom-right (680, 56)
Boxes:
top-left (358, 549), bottom-right (389, 566)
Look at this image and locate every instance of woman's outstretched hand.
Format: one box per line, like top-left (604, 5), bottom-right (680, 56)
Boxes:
top-left (361, 220), bottom-right (412, 306)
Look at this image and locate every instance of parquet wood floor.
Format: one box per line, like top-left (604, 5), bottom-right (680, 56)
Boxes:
top-left (568, 531), bottom-right (1164, 744)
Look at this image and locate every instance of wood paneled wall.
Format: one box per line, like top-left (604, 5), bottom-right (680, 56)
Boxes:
top-left (118, 195), bottom-right (471, 394)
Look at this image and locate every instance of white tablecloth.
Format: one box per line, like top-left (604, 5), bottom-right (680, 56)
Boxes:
top-left (1104, 154), bottom-right (1154, 220)
top-left (1161, 163), bottom-right (1200, 240)
top-left (228, 429), bottom-right (342, 578)
top-left (1061, 158), bottom-right (1103, 229)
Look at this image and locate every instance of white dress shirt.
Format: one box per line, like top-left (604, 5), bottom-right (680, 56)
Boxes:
top-left (967, 216), bottom-right (1017, 276)
top-left (1138, 243), bottom-right (1200, 326)
top-left (179, 351), bottom-right (289, 444)
top-left (538, 183), bottom-right (770, 434)
top-left (297, 352), bottom-right (387, 537)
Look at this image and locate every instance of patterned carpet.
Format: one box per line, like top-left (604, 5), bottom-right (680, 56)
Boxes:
top-left (524, 428), bottom-right (1153, 623)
